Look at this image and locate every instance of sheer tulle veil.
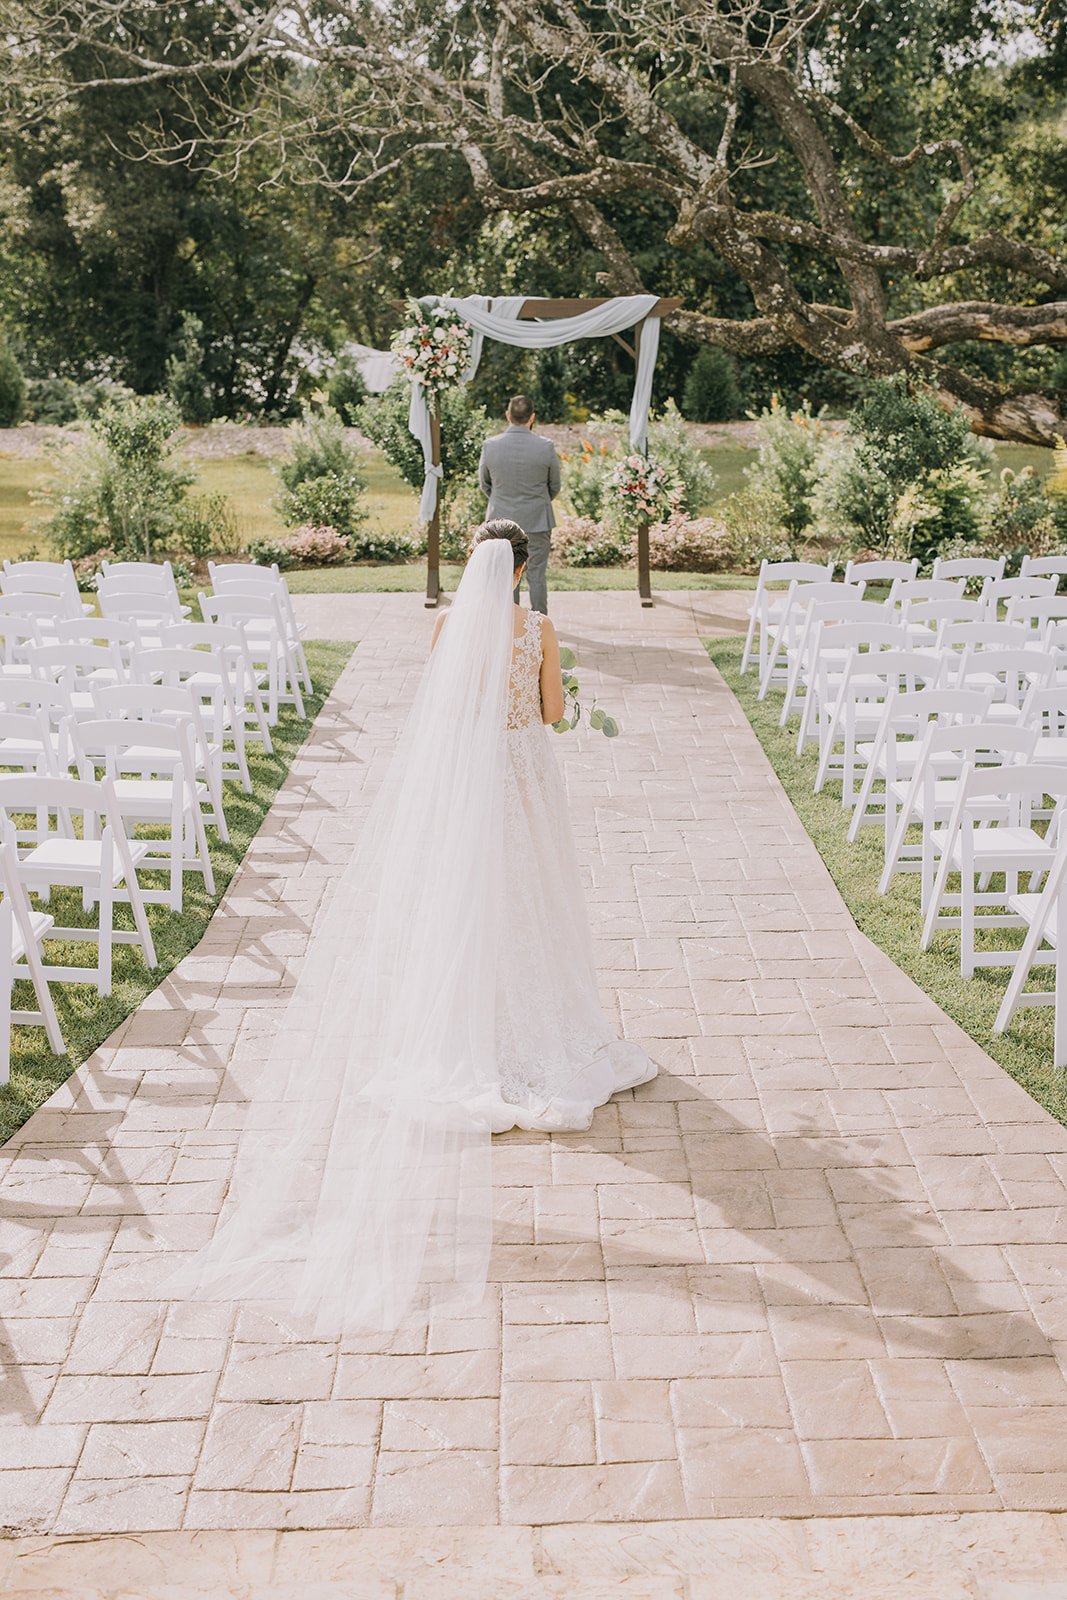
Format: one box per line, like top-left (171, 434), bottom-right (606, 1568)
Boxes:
top-left (168, 538), bottom-right (517, 1333)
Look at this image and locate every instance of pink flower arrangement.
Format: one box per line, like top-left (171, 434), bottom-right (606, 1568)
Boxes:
top-left (609, 454), bottom-right (684, 527)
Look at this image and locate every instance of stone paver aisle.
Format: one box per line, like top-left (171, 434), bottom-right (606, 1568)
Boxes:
top-left (2, 586), bottom-right (1067, 1578)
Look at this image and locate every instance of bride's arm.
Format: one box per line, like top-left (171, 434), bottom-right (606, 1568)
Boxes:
top-left (430, 612), bottom-right (448, 651)
top-left (539, 617), bottom-right (566, 724)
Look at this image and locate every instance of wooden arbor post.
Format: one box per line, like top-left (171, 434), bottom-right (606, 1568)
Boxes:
top-left (393, 296), bottom-right (681, 607)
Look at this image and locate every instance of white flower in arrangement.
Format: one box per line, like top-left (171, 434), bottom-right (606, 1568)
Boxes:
top-left (391, 299), bottom-right (474, 399)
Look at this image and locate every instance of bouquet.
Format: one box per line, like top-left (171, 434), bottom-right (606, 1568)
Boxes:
top-left (609, 453), bottom-right (684, 529)
top-left (391, 299), bottom-right (473, 399)
top-left (552, 646), bottom-right (619, 738)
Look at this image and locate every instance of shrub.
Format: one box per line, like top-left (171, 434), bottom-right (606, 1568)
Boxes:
top-left (274, 406), bottom-right (368, 538)
top-left (560, 439), bottom-right (616, 521)
top-left (817, 376), bottom-right (974, 552)
top-left (250, 523), bottom-right (351, 570)
top-left (644, 512), bottom-right (736, 571)
top-left (647, 401), bottom-right (718, 514)
top-left (70, 546), bottom-right (118, 590)
top-left (551, 516), bottom-right (630, 567)
top-left (166, 313), bottom-right (213, 424)
top-left (327, 362), bottom-right (368, 426)
top-left (991, 465), bottom-right (1058, 548)
top-left (355, 379), bottom-right (491, 531)
top-left (178, 490), bottom-right (242, 560)
top-left (34, 395), bottom-right (197, 560)
top-left (0, 337), bottom-right (26, 427)
top-left (746, 398), bottom-right (832, 539)
top-left (681, 346), bottom-right (742, 422)
top-left (889, 464), bottom-right (989, 568)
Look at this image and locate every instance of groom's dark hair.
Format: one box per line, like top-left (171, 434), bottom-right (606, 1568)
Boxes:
top-left (506, 394), bottom-right (535, 424)
top-left (470, 519), bottom-right (529, 570)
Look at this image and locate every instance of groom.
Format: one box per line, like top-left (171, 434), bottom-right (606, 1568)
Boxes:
top-left (478, 394), bottom-right (561, 615)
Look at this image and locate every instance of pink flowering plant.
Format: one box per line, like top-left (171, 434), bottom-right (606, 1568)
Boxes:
top-left (391, 299), bottom-right (473, 400)
top-left (609, 453), bottom-right (684, 531)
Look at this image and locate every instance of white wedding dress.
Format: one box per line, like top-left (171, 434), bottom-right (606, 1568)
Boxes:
top-left (493, 606), bottom-right (653, 1131)
top-left (169, 540), bottom-right (654, 1333)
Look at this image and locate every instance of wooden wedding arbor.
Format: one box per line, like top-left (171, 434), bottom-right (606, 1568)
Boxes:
top-left (392, 296), bottom-right (682, 608)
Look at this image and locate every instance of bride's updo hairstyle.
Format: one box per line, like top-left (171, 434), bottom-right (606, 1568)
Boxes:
top-left (470, 519), bottom-right (528, 572)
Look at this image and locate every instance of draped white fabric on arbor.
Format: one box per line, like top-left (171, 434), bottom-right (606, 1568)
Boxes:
top-left (407, 293), bottom-right (660, 523)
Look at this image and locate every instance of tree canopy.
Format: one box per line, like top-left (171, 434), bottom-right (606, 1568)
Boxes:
top-left (1, 0), bottom-right (1066, 435)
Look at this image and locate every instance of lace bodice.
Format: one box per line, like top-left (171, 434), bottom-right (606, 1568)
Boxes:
top-left (507, 608), bottom-right (544, 730)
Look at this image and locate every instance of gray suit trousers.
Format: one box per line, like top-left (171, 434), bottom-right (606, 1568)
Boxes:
top-left (515, 529), bottom-right (552, 615)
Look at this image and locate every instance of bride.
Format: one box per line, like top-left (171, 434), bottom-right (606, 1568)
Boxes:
top-left (172, 522), bottom-right (655, 1333)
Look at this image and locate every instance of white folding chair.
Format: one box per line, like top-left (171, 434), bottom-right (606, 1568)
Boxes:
top-left (951, 645), bottom-right (1055, 720)
top-left (933, 555), bottom-right (1006, 586)
top-left (98, 558), bottom-right (181, 599)
top-left (198, 591), bottom-right (305, 721)
top-left (0, 832), bottom-right (66, 1069)
top-left (51, 617), bottom-right (145, 671)
top-left (901, 597), bottom-right (985, 644)
top-left (26, 641), bottom-right (126, 713)
top-left (160, 622), bottom-right (271, 768)
top-left (1, 559), bottom-right (87, 617)
top-left (772, 585), bottom-right (871, 730)
top-left (1005, 596), bottom-right (1067, 640)
top-left (792, 618), bottom-right (908, 767)
top-left (94, 678), bottom-right (229, 843)
top-left (847, 686), bottom-right (992, 846)
top-left (813, 647), bottom-right (930, 804)
top-left (879, 720), bottom-right (1036, 905)
top-left (209, 561), bottom-right (312, 693)
top-left (921, 764), bottom-right (1067, 976)
top-left (70, 716), bottom-right (215, 911)
top-left (740, 558), bottom-right (834, 679)
top-left (886, 576), bottom-right (965, 612)
top-left (842, 558), bottom-right (918, 588)
top-left (0, 773), bottom-right (158, 995)
top-left (762, 579), bottom-right (867, 710)
top-left (0, 616), bottom-right (42, 681)
top-left (982, 575), bottom-right (1058, 619)
top-left (994, 832), bottom-right (1067, 1066)
top-left (1021, 556), bottom-right (1067, 585)
top-left (97, 583), bottom-right (186, 639)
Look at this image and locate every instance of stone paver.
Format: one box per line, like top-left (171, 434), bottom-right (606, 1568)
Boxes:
top-left (2, 585), bottom-right (1067, 1571)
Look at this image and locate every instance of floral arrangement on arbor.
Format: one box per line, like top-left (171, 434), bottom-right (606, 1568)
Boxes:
top-left (391, 300), bottom-right (474, 399)
top-left (609, 453), bottom-right (684, 529)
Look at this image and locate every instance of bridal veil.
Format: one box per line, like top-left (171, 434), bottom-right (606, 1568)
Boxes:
top-left (170, 538), bottom-right (517, 1334)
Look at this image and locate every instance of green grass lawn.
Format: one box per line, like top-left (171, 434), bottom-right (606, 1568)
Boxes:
top-left (707, 637), bottom-right (1067, 1131)
top-left (1, 638), bottom-right (354, 1144)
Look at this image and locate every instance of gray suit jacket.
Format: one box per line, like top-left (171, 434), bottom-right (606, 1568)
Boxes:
top-left (478, 426), bottom-right (562, 534)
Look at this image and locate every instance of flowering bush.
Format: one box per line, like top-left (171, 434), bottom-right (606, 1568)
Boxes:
top-left (644, 513), bottom-right (735, 572)
top-left (250, 523), bottom-right (351, 570)
top-left (559, 438), bottom-right (617, 521)
top-left (71, 546), bottom-right (118, 590)
top-left (610, 453), bottom-right (684, 530)
top-left (746, 398), bottom-right (832, 538)
top-left (391, 299), bottom-right (473, 399)
top-left (551, 516), bottom-right (630, 567)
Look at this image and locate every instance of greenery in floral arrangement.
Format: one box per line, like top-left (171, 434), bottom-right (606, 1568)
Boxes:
top-left (551, 646), bottom-right (619, 737)
top-left (34, 394), bottom-right (199, 561)
top-left (273, 405), bottom-right (368, 539)
top-left (745, 398), bottom-right (831, 539)
top-left (609, 453), bottom-right (684, 532)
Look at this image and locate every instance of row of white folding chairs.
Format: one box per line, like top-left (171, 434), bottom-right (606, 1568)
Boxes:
top-left (6, 621), bottom-right (276, 781)
top-left (741, 553), bottom-right (1067, 683)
